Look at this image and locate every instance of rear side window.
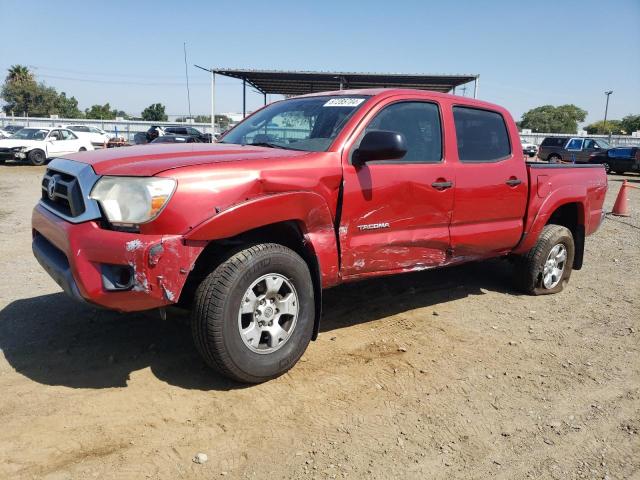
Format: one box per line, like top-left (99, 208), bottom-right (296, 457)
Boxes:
top-left (453, 107), bottom-right (511, 162)
top-left (541, 137), bottom-right (566, 147)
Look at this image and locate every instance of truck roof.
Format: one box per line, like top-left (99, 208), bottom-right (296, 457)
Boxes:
top-left (299, 88), bottom-right (505, 112)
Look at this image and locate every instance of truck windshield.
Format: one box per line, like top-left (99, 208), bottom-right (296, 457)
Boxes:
top-left (220, 95), bottom-right (370, 152)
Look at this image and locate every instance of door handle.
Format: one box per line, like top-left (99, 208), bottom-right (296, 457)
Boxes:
top-left (505, 178), bottom-right (522, 186)
top-left (431, 180), bottom-right (453, 190)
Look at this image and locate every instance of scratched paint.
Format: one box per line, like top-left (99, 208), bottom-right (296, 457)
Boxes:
top-left (125, 239), bottom-right (143, 252)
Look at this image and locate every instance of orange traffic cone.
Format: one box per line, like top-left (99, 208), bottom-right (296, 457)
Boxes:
top-left (611, 180), bottom-right (630, 217)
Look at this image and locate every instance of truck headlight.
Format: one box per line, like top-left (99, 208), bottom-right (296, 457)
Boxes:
top-left (90, 177), bottom-right (176, 225)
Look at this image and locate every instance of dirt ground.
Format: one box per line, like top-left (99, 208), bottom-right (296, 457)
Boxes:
top-left (0, 163), bottom-right (638, 480)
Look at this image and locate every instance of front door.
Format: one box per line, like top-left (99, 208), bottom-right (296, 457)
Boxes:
top-left (340, 99), bottom-right (455, 277)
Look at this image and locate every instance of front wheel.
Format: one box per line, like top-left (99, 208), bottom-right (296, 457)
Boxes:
top-left (515, 224), bottom-right (575, 295)
top-left (602, 162), bottom-right (611, 174)
top-left (191, 243), bottom-right (315, 383)
top-left (27, 149), bottom-right (46, 166)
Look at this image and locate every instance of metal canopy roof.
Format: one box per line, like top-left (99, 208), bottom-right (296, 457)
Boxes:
top-left (212, 68), bottom-right (478, 96)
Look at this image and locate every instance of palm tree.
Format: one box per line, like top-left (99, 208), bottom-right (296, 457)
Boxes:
top-left (6, 65), bottom-right (34, 83)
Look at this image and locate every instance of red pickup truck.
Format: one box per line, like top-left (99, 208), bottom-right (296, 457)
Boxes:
top-left (32, 89), bottom-right (607, 383)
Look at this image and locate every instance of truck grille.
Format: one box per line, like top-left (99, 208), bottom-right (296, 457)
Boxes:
top-left (41, 169), bottom-right (86, 217)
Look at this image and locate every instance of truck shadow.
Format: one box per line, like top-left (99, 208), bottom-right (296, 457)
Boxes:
top-left (0, 259), bottom-right (516, 391)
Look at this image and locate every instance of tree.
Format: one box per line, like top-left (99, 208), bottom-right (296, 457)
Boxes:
top-left (84, 103), bottom-right (119, 120)
top-left (584, 119), bottom-right (624, 135)
top-left (2, 65), bottom-right (82, 118)
top-left (519, 104), bottom-right (587, 133)
top-left (6, 64), bottom-right (34, 83)
top-left (141, 103), bottom-right (168, 121)
top-left (191, 114), bottom-right (232, 129)
top-left (620, 114), bottom-right (640, 134)
top-left (55, 92), bottom-right (82, 118)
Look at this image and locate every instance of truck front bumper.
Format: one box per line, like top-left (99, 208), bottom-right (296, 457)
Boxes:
top-left (32, 204), bottom-right (204, 312)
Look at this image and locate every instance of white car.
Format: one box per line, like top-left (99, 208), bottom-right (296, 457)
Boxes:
top-left (65, 125), bottom-right (111, 146)
top-left (0, 127), bottom-right (94, 166)
top-left (521, 139), bottom-right (538, 158)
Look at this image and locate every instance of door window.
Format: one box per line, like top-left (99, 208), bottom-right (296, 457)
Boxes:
top-left (49, 130), bottom-right (61, 140)
top-left (584, 139), bottom-right (596, 149)
top-left (453, 107), bottom-right (511, 162)
top-left (566, 138), bottom-right (584, 150)
top-left (361, 101), bottom-right (442, 163)
top-left (60, 130), bottom-right (76, 140)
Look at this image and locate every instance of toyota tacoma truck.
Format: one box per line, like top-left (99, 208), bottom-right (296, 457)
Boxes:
top-left (32, 89), bottom-right (607, 383)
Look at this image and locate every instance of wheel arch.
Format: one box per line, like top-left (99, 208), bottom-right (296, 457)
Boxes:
top-left (181, 191), bottom-right (340, 340)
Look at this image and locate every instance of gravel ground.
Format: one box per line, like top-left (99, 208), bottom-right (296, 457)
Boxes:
top-left (0, 164), bottom-right (638, 479)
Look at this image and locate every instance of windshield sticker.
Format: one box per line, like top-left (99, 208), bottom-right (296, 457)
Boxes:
top-left (323, 98), bottom-right (365, 107)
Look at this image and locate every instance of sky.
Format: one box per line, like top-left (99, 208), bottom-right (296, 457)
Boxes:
top-left (1, 0), bottom-right (639, 124)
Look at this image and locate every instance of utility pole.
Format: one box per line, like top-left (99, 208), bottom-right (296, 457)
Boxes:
top-left (183, 42), bottom-right (192, 120)
top-left (603, 90), bottom-right (613, 136)
top-left (194, 64), bottom-right (215, 135)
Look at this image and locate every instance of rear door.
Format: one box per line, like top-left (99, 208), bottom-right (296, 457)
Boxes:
top-left (565, 138), bottom-right (584, 163)
top-left (46, 130), bottom-right (67, 156)
top-left (58, 129), bottom-right (81, 154)
top-left (450, 106), bottom-right (528, 257)
top-left (340, 97), bottom-right (455, 277)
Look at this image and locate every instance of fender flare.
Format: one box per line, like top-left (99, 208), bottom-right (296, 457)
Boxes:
top-left (184, 191), bottom-right (340, 288)
top-left (514, 184), bottom-right (587, 255)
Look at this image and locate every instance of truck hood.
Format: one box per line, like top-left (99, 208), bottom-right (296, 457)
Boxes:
top-left (62, 143), bottom-right (312, 176)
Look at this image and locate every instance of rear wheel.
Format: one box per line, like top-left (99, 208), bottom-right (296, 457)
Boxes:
top-left (602, 162), bottom-right (611, 174)
top-left (548, 154), bottom-right (562, 163)
top-left (191, 243), bottom-right (315, 383)
top-left (515, 224), bottom-right (575, 295)
top-left (27, 149), bottom-right (46, 166)
top-left (78, 147), bottom-right (87, 152)
top-left (614, 170), bottom-right (625, 175)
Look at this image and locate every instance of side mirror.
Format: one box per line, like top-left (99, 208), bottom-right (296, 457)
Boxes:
top-left (353, 130), bottom-right (407, 165)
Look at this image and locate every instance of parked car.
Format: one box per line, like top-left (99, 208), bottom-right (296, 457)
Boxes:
top-left (32, 89), bottom-right (607, 383)
top-left (133, 126), bottom-right (165, 145)
top-left (520, 138), bottom-right (538, 157)
top-left (164, 126), bottom-right (212, 143)
top-left (538, 136), bottom-right (610, 163)
top-left (0, 125), bottom-right (24, 138)
top-left (65, 125), bottom-right (111, 147)
top-left (588, 146), bottom-right (640, 174)
top-left (151, 135), bottom-right (202, 144)
top-left (0, 127), bottom-right (94, 165)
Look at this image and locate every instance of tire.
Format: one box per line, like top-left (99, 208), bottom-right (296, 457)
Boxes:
top-left (515, 224), bottom-right (575, 295)
top-left (78, 147), bottom-right (87, 152)
top-left (602, 162), bottom-right (611, 174)
top-left (548, 154), bottom-right (562, 163)
top-left (191, 243), bottom-right (315, 383)
top-left (614, 170), bottom-right (625, 175)
top-left (27, 149), bottom-right (46, 166)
